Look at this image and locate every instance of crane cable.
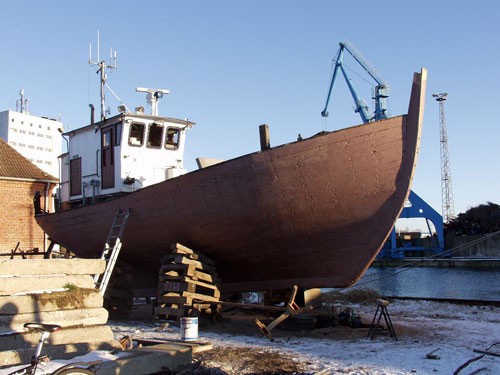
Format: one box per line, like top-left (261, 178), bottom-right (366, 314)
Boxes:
top-left (338, 230), bottom-right (500, 291)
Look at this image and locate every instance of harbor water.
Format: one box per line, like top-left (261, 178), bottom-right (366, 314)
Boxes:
top-left (352, 266), bottom-right (500, 301)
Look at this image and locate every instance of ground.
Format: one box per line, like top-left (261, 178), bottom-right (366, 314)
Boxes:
top-left (108, 295), bottom-right (500, 375)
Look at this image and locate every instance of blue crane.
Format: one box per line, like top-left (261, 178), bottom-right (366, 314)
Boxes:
top-left (321, 41), bottom-right (389, 123)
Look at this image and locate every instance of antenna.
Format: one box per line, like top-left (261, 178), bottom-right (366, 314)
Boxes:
top-left (89, 31), bottom-right (117, 121)
top-left (136, 87), bottom-right (170, 116)
top-left (432, 92), bottom-right (455, 223)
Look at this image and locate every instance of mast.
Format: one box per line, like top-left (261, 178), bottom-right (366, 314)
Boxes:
top-left (89, 31), bottom-right (117, 121)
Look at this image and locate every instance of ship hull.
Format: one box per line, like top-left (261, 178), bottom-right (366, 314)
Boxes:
top-left (36, 70), bottom-right (426, 293)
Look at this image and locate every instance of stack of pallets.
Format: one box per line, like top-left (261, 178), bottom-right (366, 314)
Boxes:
top-left (155, 243), bottom-right (221, 320)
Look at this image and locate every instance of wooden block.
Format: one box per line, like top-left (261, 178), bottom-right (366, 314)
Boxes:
top-left (154, 306), bottom-right (186, 317)
top-left (159, 281), bottom-right (196, 294)
top-left (159, 264), bottom-right (196, 277)
top-left (170, 243), bottom-right (194, 254)
top-left (157, 295), bottom-right (192, 305)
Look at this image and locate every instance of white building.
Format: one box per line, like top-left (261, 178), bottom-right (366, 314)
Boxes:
top-left (0, 109), bottom-right (63, 179)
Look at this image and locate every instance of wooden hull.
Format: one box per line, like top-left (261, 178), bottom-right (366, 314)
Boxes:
top-left (36, 70), bottom-right (426, 293)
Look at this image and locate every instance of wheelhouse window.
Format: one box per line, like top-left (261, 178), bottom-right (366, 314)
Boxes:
top-left (147, 123), bottom-right (164, 149)
top-left (129, 123), bottom-right (145, 146)
top-left (115, 123), bottom-right (122, 146)
top-left (165, 127), bottom-right (180, 150)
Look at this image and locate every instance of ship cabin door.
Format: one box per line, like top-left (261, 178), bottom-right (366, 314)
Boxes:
top-left (101, 126), bottom-right (115, 189)
top-left (70, 157), bottom-right (82, 196)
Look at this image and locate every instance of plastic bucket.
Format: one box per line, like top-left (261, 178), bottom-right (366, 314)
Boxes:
top-left (180, 317), bottom-right (198, 341)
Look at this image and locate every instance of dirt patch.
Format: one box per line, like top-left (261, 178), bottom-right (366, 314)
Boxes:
top-left (192, 346), bottom-right (308, 375)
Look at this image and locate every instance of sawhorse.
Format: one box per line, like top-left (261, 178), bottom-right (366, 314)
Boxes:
top-left (367, 299), bottom-right (398, 340)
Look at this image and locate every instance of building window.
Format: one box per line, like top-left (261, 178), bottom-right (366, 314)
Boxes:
top-left (128, 123), bottom-right (145, 146)
top-left (37, 146), bottom-right (43, 150)
top-left (9, 141), bottom-right (16, 146)
top-left (46, 148), bottom-right (52, 152)
top-left (11, 128), bottom-right (18, 132)
top-left (29, 131), bottom-right (35, 135)
top-left (28, 145), bottom-right (35, 149)
top-left (146, 123), bottom-right (164, 149)
top-left (47, 126), bottom-right (51, 130)
top-left (39, 125), bottom-right (42, 128)
top-left (19, 130), bottom-right (26, 134)
top-left (21, 121), bottom-right (24, 125)
top-left (45, 161), bottom-right (52, 165)
top-left (11, 118), bottom-right (14, 122)
top-left (37, 133), bottom-right (43, 137)
top-left (19, 143), bottom-right (25, 147)
top-left (30, 123), bottom-right (33, 126)
top-left (165, 127), bottom-right (180, 150)
top-left (45, 135), bottom-right (52, 139)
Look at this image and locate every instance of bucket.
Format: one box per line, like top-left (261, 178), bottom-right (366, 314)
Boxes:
top-left (180, 317), bottom-right (198, 341)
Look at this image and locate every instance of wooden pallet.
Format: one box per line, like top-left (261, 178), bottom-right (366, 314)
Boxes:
top-left (155, 243), bottom-right (221, 320)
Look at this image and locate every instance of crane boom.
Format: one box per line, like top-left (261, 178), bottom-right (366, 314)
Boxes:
top-left (321, 41), bottom-right (389, 123)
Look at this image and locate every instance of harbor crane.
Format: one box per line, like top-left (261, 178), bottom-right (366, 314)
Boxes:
top-left (321, 41), bottom-right (389, 123)
top-left (321, 41), bottom-right (444, 258)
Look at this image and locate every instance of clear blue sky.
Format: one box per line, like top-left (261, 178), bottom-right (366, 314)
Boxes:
top-left (1, 1), bottom-right (498, 215)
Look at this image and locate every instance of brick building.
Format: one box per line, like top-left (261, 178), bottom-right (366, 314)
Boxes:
top-left (0, 138), bottom-right (58, 253)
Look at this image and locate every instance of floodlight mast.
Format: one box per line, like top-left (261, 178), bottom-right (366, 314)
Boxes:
top-left (89, 31), bottom-right (117, 121)
top-left (136, 87), bottom-right (170, 116)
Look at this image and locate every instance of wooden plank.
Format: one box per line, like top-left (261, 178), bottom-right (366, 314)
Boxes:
top-left (133, 338), bottom-right (213, 353)
top-left (183, 291), bottom-right (220, 302)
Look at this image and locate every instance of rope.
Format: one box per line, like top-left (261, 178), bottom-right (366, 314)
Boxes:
top-left (339, 230), bottom-right (500, 291)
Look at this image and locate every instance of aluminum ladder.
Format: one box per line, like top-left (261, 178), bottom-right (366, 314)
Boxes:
top-left (94, 209), bottom-right (130, 295)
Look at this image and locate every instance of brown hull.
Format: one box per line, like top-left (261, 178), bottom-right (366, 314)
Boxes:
top-left (36, 70), bottom-right (426, 293)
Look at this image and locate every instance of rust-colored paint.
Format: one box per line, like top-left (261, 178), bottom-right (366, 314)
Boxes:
top-left (37, 70), bottom-right (427, 293)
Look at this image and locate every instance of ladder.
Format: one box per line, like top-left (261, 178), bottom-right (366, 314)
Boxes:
top-left (94, 209), bottom-right (130, 295)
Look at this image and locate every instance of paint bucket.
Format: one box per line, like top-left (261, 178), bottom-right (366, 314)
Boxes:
top-left (180, 317), bottom-right (198, 341)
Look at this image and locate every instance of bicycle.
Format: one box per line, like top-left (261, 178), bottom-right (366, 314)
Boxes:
top-left (8, 323), bottom-right (102, 375)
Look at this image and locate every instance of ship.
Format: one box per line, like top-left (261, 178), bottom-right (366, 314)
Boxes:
top-left (35, 68), bottom-right (427, 293)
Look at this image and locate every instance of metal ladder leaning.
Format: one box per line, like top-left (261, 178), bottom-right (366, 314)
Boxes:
top-left (94, 208), bottom-right (130, 295)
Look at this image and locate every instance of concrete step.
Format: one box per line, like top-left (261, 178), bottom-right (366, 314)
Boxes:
top-left (0, 259), bottom-right (105, 276)
top-left (0, 307), bottom-right (108, 332)
top-left (0, 289), bottom-right (103, 314)
top-left (0, 275), bottom-right (95, 295)
top-left (0, 325), bottom-right (115, 351)
top-left (0, 340), bottom-right (122, 368)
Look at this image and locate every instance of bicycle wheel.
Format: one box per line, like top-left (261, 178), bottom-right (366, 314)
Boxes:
top-left (52, 369), bottom-right (94, 375)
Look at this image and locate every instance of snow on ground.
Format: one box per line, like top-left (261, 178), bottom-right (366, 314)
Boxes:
top-left (109, 300), bottom-right (500, 375)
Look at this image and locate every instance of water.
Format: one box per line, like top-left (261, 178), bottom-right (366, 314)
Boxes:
top-left (351, 267), bottom-right (500, 301)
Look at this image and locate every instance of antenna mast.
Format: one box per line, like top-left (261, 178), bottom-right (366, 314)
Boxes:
top-left (89, 31), bottom-right (117, 121)
top-left (433, 92), bottom-right (455, 223)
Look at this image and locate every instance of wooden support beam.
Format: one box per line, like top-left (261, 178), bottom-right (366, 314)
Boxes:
top-left (259, 124), bottom-right (270, 151)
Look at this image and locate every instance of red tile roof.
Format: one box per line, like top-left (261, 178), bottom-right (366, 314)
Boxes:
top-left (0, 138), bottom-right (58, 182)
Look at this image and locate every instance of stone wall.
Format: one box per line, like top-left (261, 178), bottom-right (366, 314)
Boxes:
top-left (0, 258), bottom-right (120, 367)
top-left (445, 234), bottom-right (500, 257)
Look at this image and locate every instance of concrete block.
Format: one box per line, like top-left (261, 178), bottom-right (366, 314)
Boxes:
top-left (0, 259), bottom-right (105, 276)
top-left (97, 344), bottom-right (192, 375)
top-left (0, 275), bottom-right (95, 296)
top-left (0, 307), bottom-right (109, 333)
top-left (0, 340), bottom-right (122, 367)
top-left (0, 325), bottom-right (115, 351)
top-left (0, 289), bottom-right (103, 314)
